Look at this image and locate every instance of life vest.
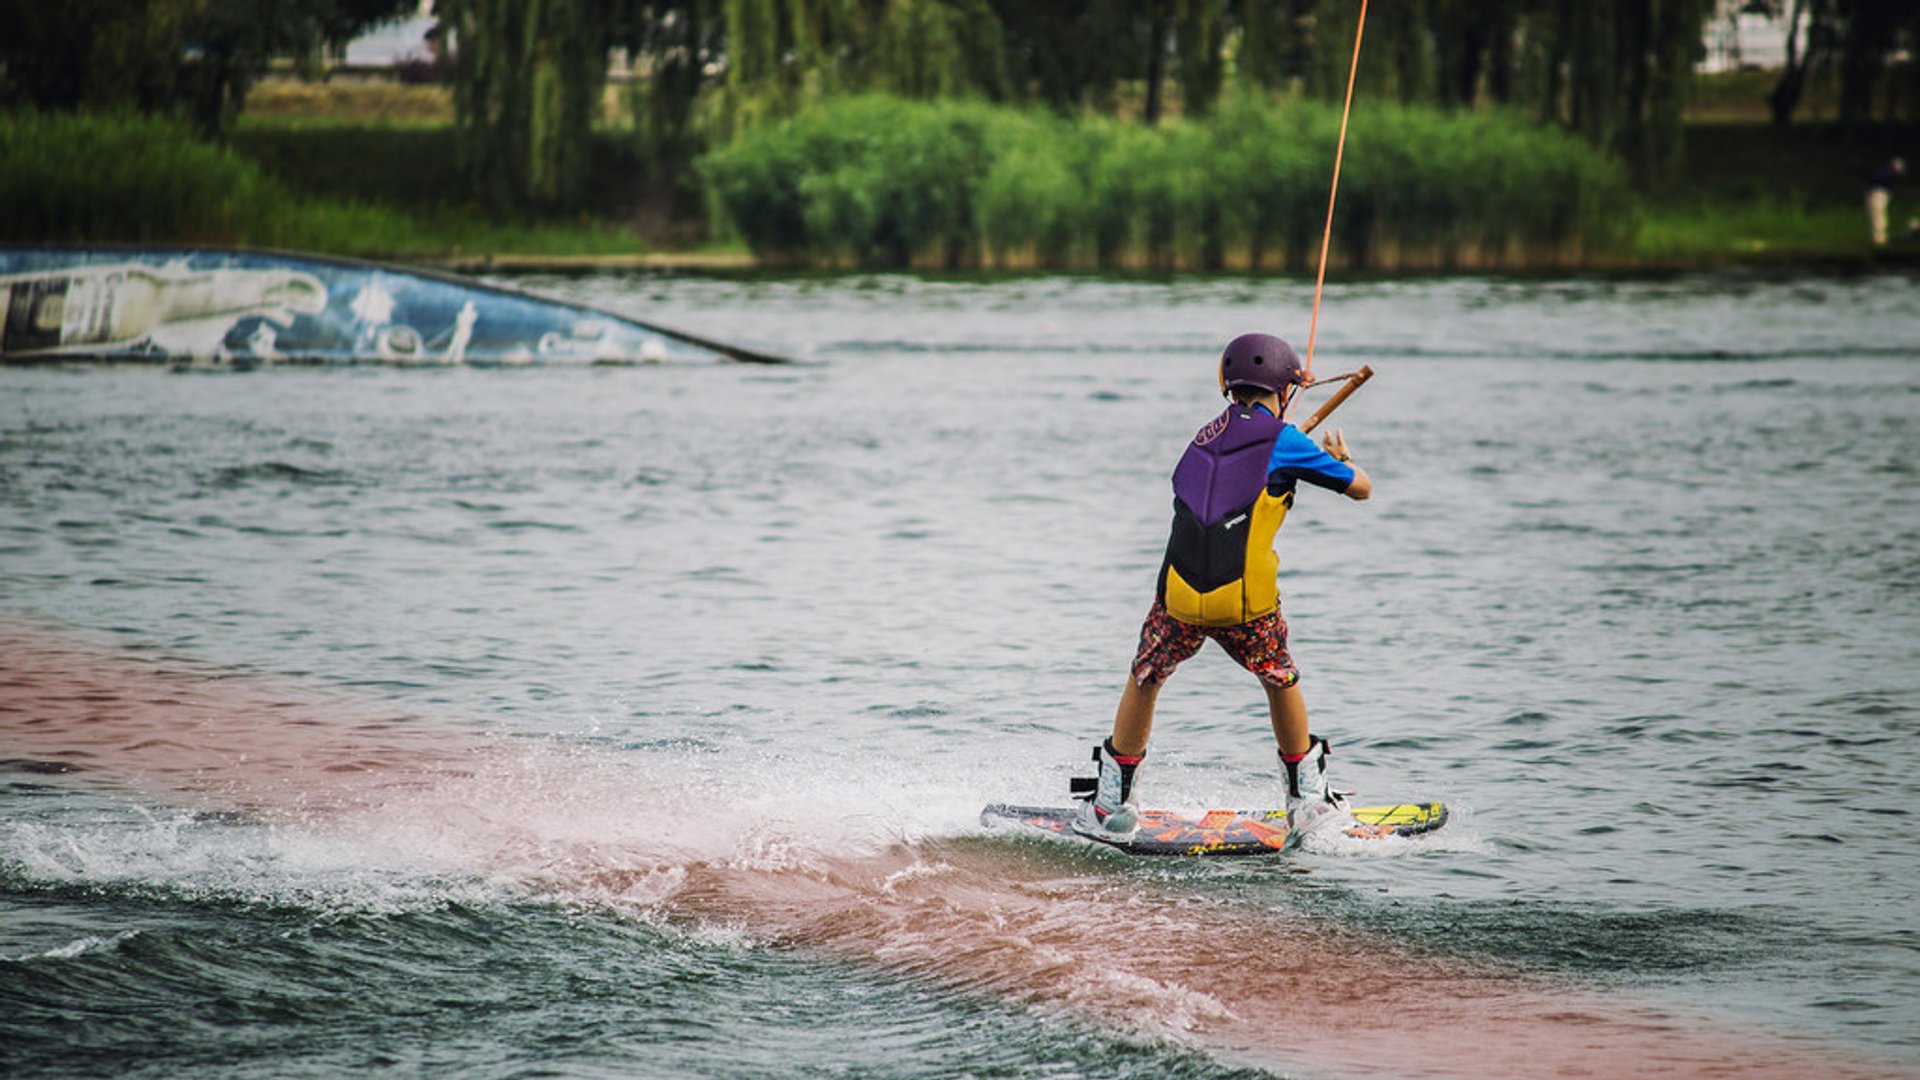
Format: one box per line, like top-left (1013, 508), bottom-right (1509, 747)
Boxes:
top-left (1157, 404), bottom-right (1294, 627)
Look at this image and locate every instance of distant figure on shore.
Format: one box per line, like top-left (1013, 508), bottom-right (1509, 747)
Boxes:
top-left (1867, 157), bottom-right (1904, 247)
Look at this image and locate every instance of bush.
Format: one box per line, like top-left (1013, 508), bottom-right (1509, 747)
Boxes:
top-left (1204, 94), bottom-right (1329, 270)
top-left (699, 94), bottom-right (1004, 267)
top-left (974, 110), bottom-right (1094, 268)
top-left (699, 91), bottom-right (1636, 271)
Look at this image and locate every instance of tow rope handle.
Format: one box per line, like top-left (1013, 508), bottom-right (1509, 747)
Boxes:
top-left (1297, 365), bottom-right (1373, 436)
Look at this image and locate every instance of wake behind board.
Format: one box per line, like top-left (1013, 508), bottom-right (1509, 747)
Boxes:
top-left (979, 802), bottom-right (1447, 857)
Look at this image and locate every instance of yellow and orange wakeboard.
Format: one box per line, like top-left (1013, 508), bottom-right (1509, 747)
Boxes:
top-left (979, 802), bottom-right (1446, 856)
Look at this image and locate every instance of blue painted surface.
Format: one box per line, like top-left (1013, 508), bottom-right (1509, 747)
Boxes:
top-left (0, 247), bottom-right (728, 367)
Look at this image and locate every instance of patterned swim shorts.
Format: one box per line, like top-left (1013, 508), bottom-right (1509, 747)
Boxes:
top-left (1131, 599), bottom-right (1299, 690)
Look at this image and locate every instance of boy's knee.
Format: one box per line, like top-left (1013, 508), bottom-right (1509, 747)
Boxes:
top-left (1259, 670), bottom-right (1301, 692)
top-left (1132, 663), bottom-right (1168, 690)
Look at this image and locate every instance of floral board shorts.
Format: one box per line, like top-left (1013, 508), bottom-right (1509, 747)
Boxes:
top-left (1131, 599), bottom-right (1299, 690)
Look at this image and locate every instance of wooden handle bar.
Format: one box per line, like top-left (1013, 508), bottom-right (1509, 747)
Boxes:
top-left (1303, 368), bottom-right (1364, 389)
top-left (1296, 365), bottom-right (1373, 435)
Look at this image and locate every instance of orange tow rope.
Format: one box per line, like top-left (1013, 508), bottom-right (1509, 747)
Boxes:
top-left (1303, 0), bottom-right (1368, 378)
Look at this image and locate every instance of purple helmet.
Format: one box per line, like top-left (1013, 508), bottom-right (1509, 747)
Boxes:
top-left (1219, 333), bottom-right (1306, 396)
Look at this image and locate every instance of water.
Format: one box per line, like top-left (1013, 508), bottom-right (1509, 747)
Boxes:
top-left (3, 271), bottom-right (1918, 1079)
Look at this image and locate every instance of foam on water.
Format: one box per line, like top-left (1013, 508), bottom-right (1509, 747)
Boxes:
top-left (1, 803), bottom-right (503, 917)
top-left (9, 930), bottom-right (141, 963)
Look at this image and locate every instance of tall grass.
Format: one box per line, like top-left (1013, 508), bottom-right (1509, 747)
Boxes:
top-left (3, 110), bottom-right (282, 245)
top-left (1633, 197), bottom-right (1869, 262)
top-left (699, 92), bottom-right (1637, 271)
top-left (0, 110), bottom-right (429, 251)
top-left (0, 110), bottom-right (643, 259)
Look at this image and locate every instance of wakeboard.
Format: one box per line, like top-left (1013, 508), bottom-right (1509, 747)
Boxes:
top-left (978, 801), bottom-right (1447, 857)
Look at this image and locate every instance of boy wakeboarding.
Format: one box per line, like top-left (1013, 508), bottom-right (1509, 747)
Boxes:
top-left (1075, 332), bottom-right (1372, 842)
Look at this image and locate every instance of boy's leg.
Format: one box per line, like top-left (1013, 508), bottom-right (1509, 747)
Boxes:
top-left (1118, 600), bottom-right (1205, 754)
top-left (1216, 614), bottom-right (1344, 819)
top-left (1267, 680), bottom-right (1346, 822)
top-left (1076, 603), bottom-right (1197, 838)
top-left (1210, 610), bottom-right (1303, 752)
top-left (1111, 677), bottom-right (1161, 757)
top-left (1076, 680), bottom-right (1156, 838)
top-left (1264, 680), bottom-right (1308, 758)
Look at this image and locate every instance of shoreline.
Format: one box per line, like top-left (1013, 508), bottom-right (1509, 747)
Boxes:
top-left (414, 246), bottom-right (1920, 278)
top-left (428, 250), bottom-right (761, 274)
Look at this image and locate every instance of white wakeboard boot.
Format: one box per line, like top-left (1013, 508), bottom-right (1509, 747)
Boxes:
top-left (1071, 738), bottom-right (1143, 842)
top-left (1282, 734), bottom-right (1352, 836)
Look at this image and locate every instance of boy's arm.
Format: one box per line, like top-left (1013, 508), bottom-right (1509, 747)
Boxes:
top-left (1270, 425), bottom-right (1371, 499)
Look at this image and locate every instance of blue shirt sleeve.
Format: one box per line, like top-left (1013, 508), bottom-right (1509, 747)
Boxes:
top-left (1268, 424), bottom-right (1355, 492)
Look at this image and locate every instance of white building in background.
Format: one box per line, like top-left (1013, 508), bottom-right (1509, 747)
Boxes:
top-left (332, 0), bottom-right (634, 80)
top-left (341, 1), bottom-right (437, 68)
top-left (1700, 0), bottom-right (1794, 72)
top-left (333, 1), bottom-right (1802, 79)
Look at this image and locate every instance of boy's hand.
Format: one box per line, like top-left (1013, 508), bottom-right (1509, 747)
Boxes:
top-left (1321, 429), bottom-right (1354, 463)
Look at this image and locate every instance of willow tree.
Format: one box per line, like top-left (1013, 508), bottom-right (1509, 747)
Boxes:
top-left (1290, 0), bottom-right (1713, 184)
top-left (1836, 0), bottom-right (1920, 127)
top-left (1538, 0), bottom-right (1714, 184)
top-left (1231, 0), bottom-right (1316, 91)
top-left (441, 0), bottom-right (640, 209)
top-left (885, 0), bottom-right (1010, 99)
top-left (1768, 0), bottom-right (1829, 126)
top-left (1172, 0), bottom-right (1228, 119)
top-left (1427, 0), bottom-right (1516, 108)
top-left (703, 0), bottom-right (1230, 126)
top-left (702, 0), bottom-right (1007, 138)
top-left (618, 1), bottom-right (722, 179)
top-left (984, 2), bottom-right (1164, 116)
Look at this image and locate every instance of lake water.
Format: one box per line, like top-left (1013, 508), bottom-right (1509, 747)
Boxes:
top-left (3, 270), bottom-right (1918, 1079)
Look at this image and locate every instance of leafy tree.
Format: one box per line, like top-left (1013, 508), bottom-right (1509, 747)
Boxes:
top-left (1281, 0), bottom-right (1714, 184)
top-left (0, 0), bottom-right (412, 134)
top-left (1835, 0), bottom-right (1917, 127)
top-left (1173, 0), bottom-right (1227, 119)
top-left (619, 1), bottom-right (723, 179)
top-left (439, 0), bottom-right (654, 209)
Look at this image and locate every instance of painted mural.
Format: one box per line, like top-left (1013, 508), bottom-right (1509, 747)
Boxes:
top-left (0, 248), bottom-right (756, 368)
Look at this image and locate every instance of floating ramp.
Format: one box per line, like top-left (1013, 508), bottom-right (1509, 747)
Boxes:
top-left (0, 246), bottom-right (784, 369)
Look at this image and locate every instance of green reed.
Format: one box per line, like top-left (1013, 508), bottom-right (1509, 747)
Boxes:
top-left (699, 92), bottom-right (1637, 271)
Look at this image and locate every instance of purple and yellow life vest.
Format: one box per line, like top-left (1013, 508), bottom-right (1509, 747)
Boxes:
top-left (1157, 404), bottom-right (1294, 627)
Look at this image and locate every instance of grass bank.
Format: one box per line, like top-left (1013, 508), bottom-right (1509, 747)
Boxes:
top-left (1632, 121), bottom-right (1916, 264)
